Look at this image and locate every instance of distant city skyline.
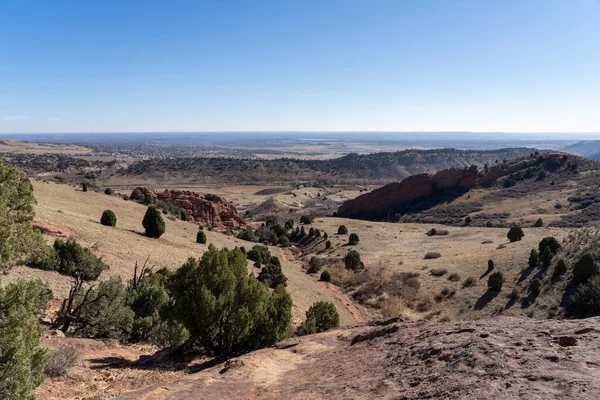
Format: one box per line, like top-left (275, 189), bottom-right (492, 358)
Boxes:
top-left (1, 1), bottom-right (599, 134)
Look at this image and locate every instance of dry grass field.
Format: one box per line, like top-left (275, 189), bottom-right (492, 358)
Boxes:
top-left (307, 216), bottom-right (569, 321)
top-left (4, 180), bottom-right (358, 326)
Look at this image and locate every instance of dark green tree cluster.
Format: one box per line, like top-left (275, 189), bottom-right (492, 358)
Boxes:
top-left (507, 226), bottom-right (524, 242)
top-left (169, 245), bottom-right (292, 356)
top-left (344, 250), bottom-right (364, 271)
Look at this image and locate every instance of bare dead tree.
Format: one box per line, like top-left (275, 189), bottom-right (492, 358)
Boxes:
top-left (131, 256), bottom-right (152, 290)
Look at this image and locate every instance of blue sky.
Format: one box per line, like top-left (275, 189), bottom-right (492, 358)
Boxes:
top-left (1, 0), bottom-right (599, 134)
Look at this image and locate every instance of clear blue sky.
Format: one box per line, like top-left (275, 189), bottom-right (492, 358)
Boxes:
top-left (1, 0), bottom-right (599, 134)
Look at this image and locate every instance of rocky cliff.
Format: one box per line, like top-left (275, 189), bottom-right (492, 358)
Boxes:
top-left (337, 166), bottom-right (478, 219)
top-left (130, 187), bottom-right (246, 229)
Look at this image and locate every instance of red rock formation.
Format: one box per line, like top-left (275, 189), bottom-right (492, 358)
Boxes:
top-left (337, 166), bottom-right (478, 218)
top-left (31, 221), bottom-right (75, 237)
top-left (130, 187), bottom-right (246, 229)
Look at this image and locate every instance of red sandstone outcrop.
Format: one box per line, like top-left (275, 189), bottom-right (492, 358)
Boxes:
top-left (337, 166), bottom-right (478, 218)
top-left (31, 221), bottom-right (74, 237)
top-left (130, 187), bottom-right (246, 229)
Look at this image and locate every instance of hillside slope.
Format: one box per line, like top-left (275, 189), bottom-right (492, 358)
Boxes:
top-left (4, 180), bottom-right (358, 326)
top-left (122, 316), bottom-right (600, 399)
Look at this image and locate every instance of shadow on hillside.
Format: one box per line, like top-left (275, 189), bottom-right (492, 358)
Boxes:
top-left (479, 268), bottom-right (493, 280)
top-left (474, 290), bottom-right (500, 310)
top-left (127, 229), bottom-right (148, 237)
top-left (520, 291), bottom-right (539, 308)
top-left (89, 351), bottom-right (224, 374)
top-left (517, 265), bottom-right (536, 284)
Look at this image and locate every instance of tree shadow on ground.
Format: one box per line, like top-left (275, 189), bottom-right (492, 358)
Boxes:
top-left (89, 350), bottom-right (224, 374)
top-left (479, 268), bottom-right (493, 280)
top-left (520, 291), bottom-right (539, 308)
top-left (474, 290), bottom-right (500, 310)
top-left (517, 265), bottom-right (536, 284)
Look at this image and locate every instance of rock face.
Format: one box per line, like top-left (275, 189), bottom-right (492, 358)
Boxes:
top-left (31, 221), bottom-right (74, 237)
top-left (130, 187), bottom-right (246, 229)
top-left (337, 166), bottom-right (478, 219)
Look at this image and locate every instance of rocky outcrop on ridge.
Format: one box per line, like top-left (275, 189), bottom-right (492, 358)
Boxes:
top-left (337, 166), bottom-right (478, 219)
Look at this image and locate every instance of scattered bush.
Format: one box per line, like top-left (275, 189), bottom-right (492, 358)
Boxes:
top-left (554, 258), bottom-right (568, 278)
top-left (529, 278), bottom-right (542, 295)
top-left (534, 218), bottom-right (544, 227)
top-left (180, 210), bottom-right (189, 221)
top-left (430, 268), bottom-right (448, 277)
top-left (45, 346), bottom-right (79, 377)
top-left (424, 252), bottom-right (441, 259)
top-left (344, 250), bottom-right (364, 271)
top-left (247, 245), bottom-right (271, 263)
top-left (337, 225), bottom-right (348, 234)
top-left (100, 209), bottom-right (117, 227)
top-left (257, 256), bottom-right (288, 288)
top-left (572, 276), bottom-right (600, 318)
top-left (465, 216), bottom-right (472, 225)
top-left (488, 259), bottom-right (495, 271)
top-left (538, 237), bottom-right (560, 255)
top-left (462, 277), bottom-right (476, 288)
top-left (81, 182), bottom-right (89, 192)
top-left (306, 257), bottom-right (321, 274)
top-left (320, 270), bottom-right (331, 282)
top-left (528, 249), bottom-right (538, 267)
top-left (507, 226), bottom-right (524, 242)
top-left (142, 206), bottom-right (166, 239)
top-left (104, 188), bottom-right (114, 195)
top-left (297, 301), bottom-right (339, 336)
top-left (325, 240), bottom-right (332, 249)
top-left (510, 287), bottom-right (520, 301)
top-left (541, 246), bottom-right (553, 268)
top-left (323, 232), bottom-right (328, 240)
top-left (51, 239), bottom-right (108, 280)
top-left (300, 215), bottom-right (313, 224)
top-left (573, 253), bottom-right (598, 284)
top-left (123, 194), bottom-right (129, 201)
top-left (488, 271), bottom-right (505, 291)
top-left (448, 273), bottom-right (461, 282)
top-left (348, 233), bottom-right (360, 245)
top-left (196, 230), bottom-right (207, 244)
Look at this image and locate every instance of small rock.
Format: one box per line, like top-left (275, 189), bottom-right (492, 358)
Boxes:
top-left (558, 336), bottom-right (577, 347)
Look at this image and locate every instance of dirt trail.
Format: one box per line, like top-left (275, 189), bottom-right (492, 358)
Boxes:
top-left (279, 248), bottom-right (365, 324)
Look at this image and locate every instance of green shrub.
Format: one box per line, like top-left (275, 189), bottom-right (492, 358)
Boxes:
top-left (52, 239), bottom-right (108, 280)
top-left (143, 206), bottom-right (166, 238)
top-left (123, 194), bottom-right (129, 201)
top-left (529, 278), bottom-right (542, 295)
top-left (238, 228), bottom-right (258, 242)
top-left (573, 253), bottom-right (598, 284)
top-left (534, 218), bottom-right (544, 227)
top-left (465, 216), bottom-right (472, 225)
top-left (572, 276), bottom-right (600, 318)
top-left (510, 287), bottom-right (520, 301)
top-left (279, 235), bottom-right (291, 247)
top-left (320, 270), bottom-right (331, 282)
top-left (247, 245), bottom-right (271, 263)
top-left (538, 237), bottom-right (560, 255)
top-left (507, 226), bottom-right (524, 242)
top-left (180, 210), bottom-right (189, 221)
top-left (104, 188), bottom-right (114, 195)
top-left (486, 221), bottom-right (493, 228)
top-left (337, 225), bottom-right (348, 234)
top-left (348, 233), bottom-right (360, 245)
top-left (0, 280), bottom-right (49, 399)
top-left (488, 271), bottom-right (504, 291)
top-left (541, 246), bottom-right (553, 268)
top-left (100, 209), bottom-right (117, 227)
top-left (81, 182), bottom-right (89, 192)
top-left (300, 215), bottom-right (313, 224)
top-left (72, 276), bottom-right (134, 339)
top-left (297, 301), bottom-right (340, 336)
top-left (149, 320), bottom-right (190, 350)
top-left (169, 245), bottom-right (292, 356)
top-left (487, 259), bottom-right (495, 271)
top-left (503, 179), bottom-right (516, 188)
top-left (325, 240), bottom-right (332, 249)
top-left (344, 250), bottom-right (364, 271)
top-left (44, 346), bottom-right (79, 378)
top-left (306, 257), bottom-right (321, 274)
top-left (308, 227), bottom-right (315, 237)
top-left (462, 277), bottom-right (476, 288)
top-left (196, 230), bottom-right (207, 244)
top-left (554, 258), bottom-right (568, 278)
top-left (528, 249), bottom-right (538, 267)
top-left (323, 232), bottom-right (328, 240)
